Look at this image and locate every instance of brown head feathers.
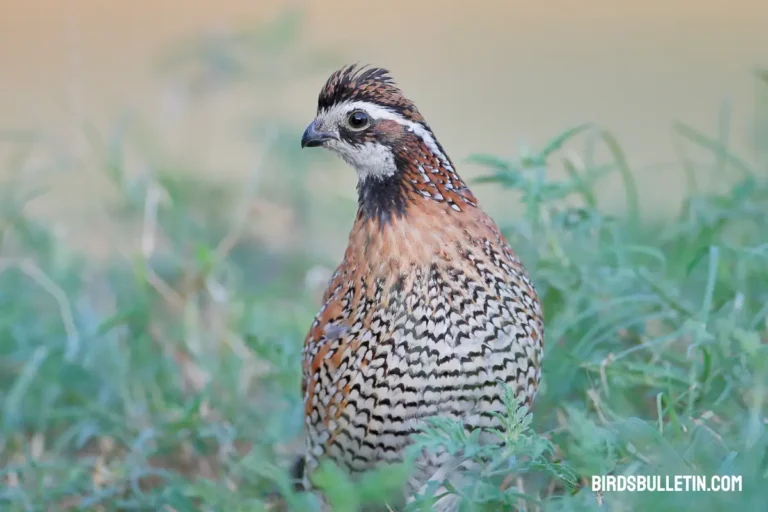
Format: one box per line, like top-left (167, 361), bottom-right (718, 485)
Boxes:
top-left (317, 64), bottom-right (425, 124)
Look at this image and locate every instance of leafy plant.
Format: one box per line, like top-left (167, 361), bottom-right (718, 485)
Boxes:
top-left (1, 14), bottom-right (767, 512)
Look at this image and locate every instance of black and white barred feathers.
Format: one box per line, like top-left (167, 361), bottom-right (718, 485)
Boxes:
top-left (299, 64), bottom-right (544, 510)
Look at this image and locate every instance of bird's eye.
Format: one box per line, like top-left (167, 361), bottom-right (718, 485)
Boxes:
top-left (347, 111), bottom-right (370, 130)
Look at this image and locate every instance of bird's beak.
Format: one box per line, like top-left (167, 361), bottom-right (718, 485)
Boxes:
top-left (301, 120), bottom-right (336, 148)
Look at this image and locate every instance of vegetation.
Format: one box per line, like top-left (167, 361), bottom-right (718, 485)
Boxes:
top-left (1, 12), bottom-right (767, 512)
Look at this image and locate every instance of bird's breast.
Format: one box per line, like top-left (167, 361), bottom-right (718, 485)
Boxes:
top-left (302, 221), bottom-right (543, 474)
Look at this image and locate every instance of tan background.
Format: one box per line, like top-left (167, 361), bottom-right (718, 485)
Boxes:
top-left (1, 0), bottom-right (766, 250)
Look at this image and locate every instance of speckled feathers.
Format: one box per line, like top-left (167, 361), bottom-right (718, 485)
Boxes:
top-left (300, 65), bottom-right (544, 509)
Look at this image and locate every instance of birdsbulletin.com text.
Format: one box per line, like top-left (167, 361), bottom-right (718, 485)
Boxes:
top-left (592, 475), bottom-right (742, 492)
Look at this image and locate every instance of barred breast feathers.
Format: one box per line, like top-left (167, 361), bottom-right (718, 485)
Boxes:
top-left (299, 65), bottom-right (544, 502)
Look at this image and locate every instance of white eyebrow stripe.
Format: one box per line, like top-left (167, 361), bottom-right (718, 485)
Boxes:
top-left (339, 101), bottom-right (454, 171)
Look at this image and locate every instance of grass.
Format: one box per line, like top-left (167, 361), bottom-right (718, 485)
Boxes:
top-left (1, 13), bottom-right (768, 512)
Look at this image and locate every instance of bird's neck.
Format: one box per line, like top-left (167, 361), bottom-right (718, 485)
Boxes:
top-left (355, 133), bottom-right (478, 226)
top-left (356, 172), bottom-right (409, 226)
top-left (347, 184), bottom-right (495, 278)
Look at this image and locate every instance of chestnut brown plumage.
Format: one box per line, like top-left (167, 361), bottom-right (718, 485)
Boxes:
top-left (299, 65), bottom-right (544, 510)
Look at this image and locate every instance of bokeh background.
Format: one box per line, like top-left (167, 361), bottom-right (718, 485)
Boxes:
top-left (3, 0), bottom-right (767, 254)
top-left (2, 2), bottom-right (768, 510)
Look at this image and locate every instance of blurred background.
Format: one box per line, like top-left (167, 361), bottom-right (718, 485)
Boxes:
top-left (2, 1), bottom-right (768, 510)
top-left (2, 0), bottom-right (767, 257)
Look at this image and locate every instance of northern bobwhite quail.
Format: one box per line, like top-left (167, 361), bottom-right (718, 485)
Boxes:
top-left (298, 65), bottom-right (544, 508)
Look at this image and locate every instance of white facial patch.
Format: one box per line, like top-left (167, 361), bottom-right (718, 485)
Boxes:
top-left (330, 139), bottom-right (397, 181)
top-left (313, 101), bottom-right (452, 183)
top-left (340, 102), bottom-right (454, 171)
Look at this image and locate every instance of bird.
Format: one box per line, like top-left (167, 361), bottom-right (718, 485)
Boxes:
top-left (297, 64), bottom-right (544, 509)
